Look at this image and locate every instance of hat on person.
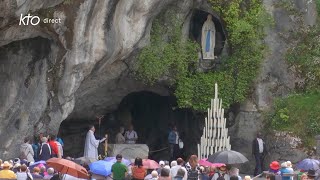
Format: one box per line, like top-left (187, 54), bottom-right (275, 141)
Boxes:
top-left (14, 158), bottom-right (20, 163)
top-left (281, 162), bottom-right (288, 168)
top-left (2, 161), bottom-right (12, 168)
top-left (159, 160), bottom-right (165, 166)
top-left (164, 165), bottom-right (171, 170)
top-left (306, 170), bottom-right (318, 177)
top-left (286, 161), bottom-right (292, 168)
top-left (270, 161), bottom-right (280, 170)
top-left (244, 176), bottom-right (251, 180)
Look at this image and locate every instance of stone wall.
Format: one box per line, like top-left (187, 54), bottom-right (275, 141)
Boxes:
top-left (229, 0), bottom-right (317, 174)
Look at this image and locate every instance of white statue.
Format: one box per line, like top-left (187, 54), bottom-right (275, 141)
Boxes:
top-left (201, 14), bottom-right (216, 59)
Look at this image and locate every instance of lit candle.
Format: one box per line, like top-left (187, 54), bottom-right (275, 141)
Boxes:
top-left (215, 83), bottom-right (218, 99)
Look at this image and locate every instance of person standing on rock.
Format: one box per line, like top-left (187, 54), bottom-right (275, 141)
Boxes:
top-left (84, 125), bottom-right (107, 159)
top-left (20, 137), bottom-right (35, 162)
top-left (252, 132), bottom-right (267, 176)
top-left (39, 137), bottom-right (52, 161)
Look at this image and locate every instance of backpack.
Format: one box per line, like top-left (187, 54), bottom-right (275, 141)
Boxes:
top-left (216, 172), bottom-right (225, 180)
top-left (132, 166), bottom-right (146, 179)
top-left (20, 146), bottom-right (29, 160)
top-left (187, 168), bottom-right (199, 180)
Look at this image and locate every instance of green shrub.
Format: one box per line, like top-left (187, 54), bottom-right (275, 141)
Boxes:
top-left (316, 0), bottom-right (320, 15)
top-left (286, 26), bottom-right (320, 91)
top-left (268, 92), bottom-right (320, 147)
top-left (135, 11), bottom-right (199, 85)
top-left (136, 1), bottom-right (271, 111)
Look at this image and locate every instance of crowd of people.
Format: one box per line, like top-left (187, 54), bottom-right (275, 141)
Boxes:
top-left (0, 152), bottom-right (319, 180)
top-left (20, 134), bottom-right (64, 163)
top-left (0, 126), bottom-right (318, 180)
top-left (110, 155), bottom-right (319, 180)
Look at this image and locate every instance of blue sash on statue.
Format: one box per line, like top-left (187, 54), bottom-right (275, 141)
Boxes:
top-left (205, 31), bottom-right (211, 52)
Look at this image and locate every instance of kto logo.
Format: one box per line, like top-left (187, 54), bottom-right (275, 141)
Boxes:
top-left (19, 14), bottom-right (40, 25)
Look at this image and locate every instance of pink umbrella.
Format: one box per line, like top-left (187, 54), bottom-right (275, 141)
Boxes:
top-left (199, 158), bottom-right (225, 167)
top-left (142, 159), bottom-right (160, 169)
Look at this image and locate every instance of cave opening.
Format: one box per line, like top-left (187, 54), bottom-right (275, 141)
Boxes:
top-left (59, 91), bottom-right (203, 161)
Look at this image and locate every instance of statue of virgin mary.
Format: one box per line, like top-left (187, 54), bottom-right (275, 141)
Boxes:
top-left (201, 14), bottom-right (216, 59)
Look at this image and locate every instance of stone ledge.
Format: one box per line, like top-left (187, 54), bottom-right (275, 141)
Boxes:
top-left (107, 144), bottom-right (149, 160)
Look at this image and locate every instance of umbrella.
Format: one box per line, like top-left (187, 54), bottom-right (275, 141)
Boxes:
top-left (142, 159), bottom-right (160, 169)
top-left (207, 150), bottom-right (249, 164)
top-left (74, 157), bottom-right (97, 165)
top-left (104, 157), bottom-right (131, 166)
top-left (296, 159), bottom-right (320, 170)
top-left (47, 158), bottom-right (89, 179)
top-left (29, 160), bottom-right (47, 170)
top-left (199, 158), bottom-right (225, 167)
top-left (89, 160), bottom-right (114, 177)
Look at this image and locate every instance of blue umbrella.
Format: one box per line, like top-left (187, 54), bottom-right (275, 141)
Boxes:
top-left (104, 157), bottom-right (131, 166)
top-left (29, 160), bottom-right (47, 170)
top-left (89, 160), bottom-right (114, 177)
top-left (296, 159), bottom-right (320, 170)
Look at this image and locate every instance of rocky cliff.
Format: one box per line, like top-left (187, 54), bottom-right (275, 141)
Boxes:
top-left (0, 0), bottom-right (317, 173)
top-left (229, 0), bottom-right (317, 173)
top-left (0, 0), bottom-right (214, 160)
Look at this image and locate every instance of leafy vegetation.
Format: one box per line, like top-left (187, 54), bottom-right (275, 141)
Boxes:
top-left (176, 0), bottom-right (270, 110)
top-left (267, 93), bottom-right (320, 147)
top-left (136, 1), bottom-right (270, 111)
top-left (265, 1), bottom-right (320, 147)
top-left (135, 11), bottom-right (199, 85)
top-left (317, 0), bottom-right (320, 15)
top-left (286, 25), bottom-right (320, 91)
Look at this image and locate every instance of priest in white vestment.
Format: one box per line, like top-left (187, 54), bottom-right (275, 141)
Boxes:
top-left (84, 125), bottom-right (107, 159)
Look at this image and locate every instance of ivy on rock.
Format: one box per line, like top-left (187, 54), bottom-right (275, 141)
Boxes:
top-left (136, 1), bottom-right (271, 111)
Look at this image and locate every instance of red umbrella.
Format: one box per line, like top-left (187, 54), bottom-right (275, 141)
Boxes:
top-left (199, 158), bottom-right (225, 167)
top-left (142, 159), bottom-right (160, 169)
top-left (47, 158), bottom-right (89, 179)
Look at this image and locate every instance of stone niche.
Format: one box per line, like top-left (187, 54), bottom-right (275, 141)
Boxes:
top-left (189, 9), bottom-right (226, 70)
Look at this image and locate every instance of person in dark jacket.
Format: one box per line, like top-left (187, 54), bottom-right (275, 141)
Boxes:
top-left (252, 132), bottom-right (267, 176)
top-left (168, 126), bottom-right (179, 160)
top-left (39, 137), bottom-right (51, 161)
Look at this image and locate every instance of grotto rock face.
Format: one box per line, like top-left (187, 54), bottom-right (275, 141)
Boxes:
top-left (0, 0), bottom-right (317, 167)
top-left (229, 0), bottom-right (317, 174)
top-left (0, 0), bottom-right (214, 159)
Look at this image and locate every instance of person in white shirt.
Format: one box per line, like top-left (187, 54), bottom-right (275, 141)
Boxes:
top-left (170, 158), bottom-right (187, 180)
top-left (125, 125), bottom-right (138, 144)
top-left (252, 132), bottom-right (267, 176)
top-left (83, 125), bottom-right (107, 159)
